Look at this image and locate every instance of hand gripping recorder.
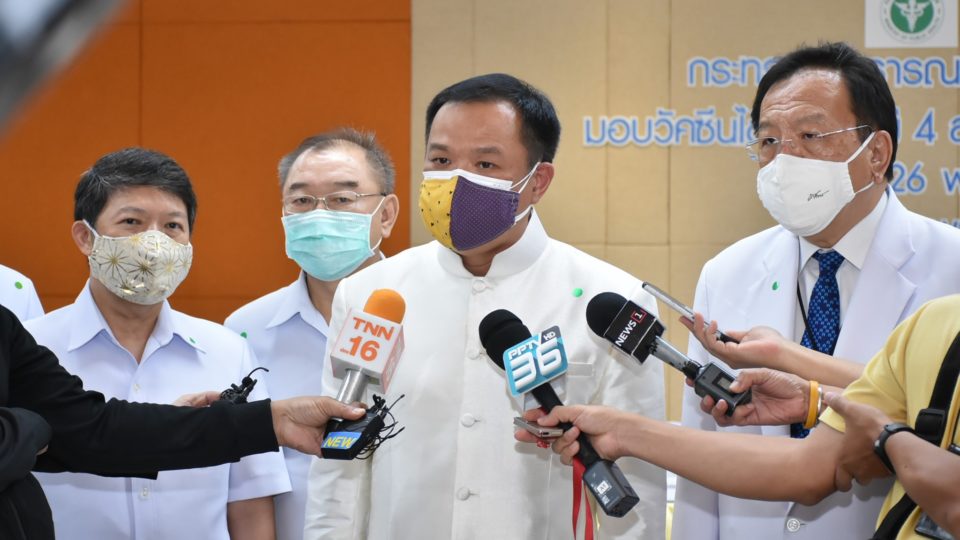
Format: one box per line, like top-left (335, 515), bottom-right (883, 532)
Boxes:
top-left (321, 289), bottom-right (406, 460)
top-left (587, 292), bottom-right (752, 416)
top-left (479, 310), bottom-right (640, 518)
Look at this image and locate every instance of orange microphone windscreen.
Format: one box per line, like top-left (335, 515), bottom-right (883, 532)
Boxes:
top-left (363, 289), bottom-right (406, 323)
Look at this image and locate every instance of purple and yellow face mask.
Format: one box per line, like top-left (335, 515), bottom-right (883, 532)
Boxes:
top-left (418, 165), bottom-right (537, 252)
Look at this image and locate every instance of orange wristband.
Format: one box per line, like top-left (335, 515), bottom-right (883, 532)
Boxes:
top-left (803, 381), bottom-right (821, 429)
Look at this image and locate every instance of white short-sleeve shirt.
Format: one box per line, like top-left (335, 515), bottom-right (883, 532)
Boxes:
top-left (0, 264), bottom-right (43, 321)
top-left (26, 282), bottom-right (291, 540)
top-left (225, 272), bottom-right (329, 540)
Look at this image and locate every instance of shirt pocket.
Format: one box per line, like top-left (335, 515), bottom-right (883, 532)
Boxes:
top-left (566, 361), bottom-right (595, 378)
top-left (560, 362), bottom-right (597, 406)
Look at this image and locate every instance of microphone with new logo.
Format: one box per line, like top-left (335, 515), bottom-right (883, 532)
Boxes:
top-left (321, 289), bottom-right (406, 460)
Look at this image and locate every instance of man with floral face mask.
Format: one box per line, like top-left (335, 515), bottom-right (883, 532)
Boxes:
top-left (225, 128), bottom-right (399, 540)
top-left (672, 42), bottom-right (960, 540)
top-left (304, 74), bottom-right (666, 540)
top-left (24, 148), bottom-right (291, 540)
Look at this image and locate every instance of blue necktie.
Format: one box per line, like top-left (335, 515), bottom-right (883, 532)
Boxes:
top-left (792, 250), bottom-right (844, 439)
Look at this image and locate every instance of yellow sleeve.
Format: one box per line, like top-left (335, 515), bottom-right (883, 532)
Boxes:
top-left (819, 298), bottom-right (943, 432)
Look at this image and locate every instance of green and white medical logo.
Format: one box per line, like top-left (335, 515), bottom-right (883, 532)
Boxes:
top-left (882, 0), bottom-right (944, 42)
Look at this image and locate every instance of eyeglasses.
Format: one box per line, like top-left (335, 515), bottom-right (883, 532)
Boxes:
top-left (282, 191), bottom-right (386, 214)
top-left (746, 125), bottom-right (873, 162)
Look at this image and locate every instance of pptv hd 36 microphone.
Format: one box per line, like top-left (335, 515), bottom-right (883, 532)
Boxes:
top-left (321, 289), bottom-right (406, 460)
top-left (479, 309), bottom-right (640, 518)
top-left (586, 292), bottom-right (752, 416)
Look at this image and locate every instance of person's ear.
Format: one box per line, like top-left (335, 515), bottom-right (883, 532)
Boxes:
top-left (869, 130), bottom-right (893, 184)
top-left (71, 220), bottom-right (95, 256)
top-left (377, 194), bottom-right (400, 240)
top-left (529, 162), bottom-right (555, 204)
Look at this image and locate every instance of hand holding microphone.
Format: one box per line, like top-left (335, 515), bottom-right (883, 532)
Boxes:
top-left (525, 404), bottom-right (632, 464)
top-left (586, 292), bottom-right (752, 416)
top-left (692, 368), bottom-right (810, 428)
top-left (321, 289), bottom-right (406, 460)
top-left (479, 309), bottom-right (640, 518)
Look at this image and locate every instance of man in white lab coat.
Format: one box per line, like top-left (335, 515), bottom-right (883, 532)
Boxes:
top-left (304, 74), bottom-right (666, 539)
top-left (672, 42), bottom-right (960, 540)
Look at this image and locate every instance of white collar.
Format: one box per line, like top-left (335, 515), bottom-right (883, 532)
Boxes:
top-left (266, 272), bottom-right (330, 334)
top-left (799, 188), bottom-right (888, 271)
top-left (67, 281), bottom-right (205, 354)
top-left (437, 208), bottom-right (549, 279)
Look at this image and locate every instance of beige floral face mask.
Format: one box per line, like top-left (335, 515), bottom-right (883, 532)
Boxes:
top-left (84, 221), bottom-right (193, 305)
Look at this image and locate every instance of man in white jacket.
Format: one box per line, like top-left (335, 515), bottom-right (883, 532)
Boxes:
top-left (672, 41), bottom-right (960, 540)
top-left (304, 73), bottom-right (666, 540)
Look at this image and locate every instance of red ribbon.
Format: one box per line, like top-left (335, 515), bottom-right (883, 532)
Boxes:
top-left (572, 457), bottom-right (595, 540)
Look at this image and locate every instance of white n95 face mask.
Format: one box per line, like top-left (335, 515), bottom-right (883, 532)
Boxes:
top-left (756, 132), bottom-right (875, 237)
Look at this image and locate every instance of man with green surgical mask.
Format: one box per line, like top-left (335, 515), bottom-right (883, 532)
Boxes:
top-left (304, 74), bottom-right (666, 540)
top-left (225, 128), bottom-right (399, 540)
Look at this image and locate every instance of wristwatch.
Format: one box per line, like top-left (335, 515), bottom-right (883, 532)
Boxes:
top-left (873, 422), bottom-right (914, 474)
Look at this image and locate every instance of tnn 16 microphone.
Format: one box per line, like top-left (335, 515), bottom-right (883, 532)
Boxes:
top-left (479, 309), bottom-right (640, 518)
top-left (321, 289), bottom-right (406, 460)
top-left (586, 292), bottom-right (752, 416)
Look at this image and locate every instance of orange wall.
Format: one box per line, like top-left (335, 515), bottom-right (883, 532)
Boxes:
top-left (0, 0), bottom-right (411, 322)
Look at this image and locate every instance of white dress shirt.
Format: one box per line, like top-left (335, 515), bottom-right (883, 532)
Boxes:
top-left (304, 211), bottom-right (666, 540)
top-left (0, 263), bottom-right (43, 321)
top-left (226, 273), bottom-right (329, 540)
top-left (27, 282), bottom-right (291, 540)
top-left (795, 191), bottom-right (887, 341)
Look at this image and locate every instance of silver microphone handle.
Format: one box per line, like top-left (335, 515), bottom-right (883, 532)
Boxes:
top-left (652, 336), bottom-right (699, 372)
top-left (335, 369), bottom-right (368, 405)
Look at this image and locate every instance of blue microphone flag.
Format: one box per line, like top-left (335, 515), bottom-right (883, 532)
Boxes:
top-left (503, 325), bottom-right (568, 396)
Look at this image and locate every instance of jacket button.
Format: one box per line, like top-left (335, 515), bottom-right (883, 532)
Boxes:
top-left (785, 518), bottom-right (803, 533)
top-left (472, 280), bottom-right (487, 293)
top-left (456, 487), bottom-right (471, 500)
top-left (467, 347), bottom-right (481, 360)
top-left (460, 414), bottom-right (477, 427)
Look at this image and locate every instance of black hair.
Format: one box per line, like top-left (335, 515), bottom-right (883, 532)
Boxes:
top-left (425, 73), bottom-right (561, 167)
top-left (752, 42), bottom-right (897, 180)
top-left (74, 147), bottom-right (198, 229)
top-left (278, 127), bottom-right (396, 193)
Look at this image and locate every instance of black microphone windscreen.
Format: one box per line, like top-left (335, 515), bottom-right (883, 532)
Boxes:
top-left (586, 292), bottom-right (629, 337)
top-left (479, 309), bottom-right (532, 370)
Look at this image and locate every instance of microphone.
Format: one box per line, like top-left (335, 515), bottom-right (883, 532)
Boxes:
top-left (586, 292), bottom-right (751, 416)
top-left (218, 367), bottom-right (269, 404)
top-left (640, 282), bottom-right (739, 344)
top-left (479, 310), bottom-right (640, 518)
top-left (321, 289), bottom-right (406, 459)
top-left (329, 289), bottom-right (406, 403)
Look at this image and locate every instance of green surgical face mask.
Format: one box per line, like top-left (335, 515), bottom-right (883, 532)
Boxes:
top-left (281, 198), bottom-right (384, 281)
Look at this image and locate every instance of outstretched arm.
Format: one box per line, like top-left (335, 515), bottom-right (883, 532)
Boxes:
top-left (683, 314), bottom-right (863, 387)
top-left (522, 404), bottom-right (842, 506)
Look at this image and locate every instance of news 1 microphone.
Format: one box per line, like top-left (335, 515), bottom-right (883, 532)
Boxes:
top-left (586, 292), bottom-right (752, 416)
top-left (479, 309), bottom-right (640, 518)
top-left (321, 289), bottom-right (406, 459)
